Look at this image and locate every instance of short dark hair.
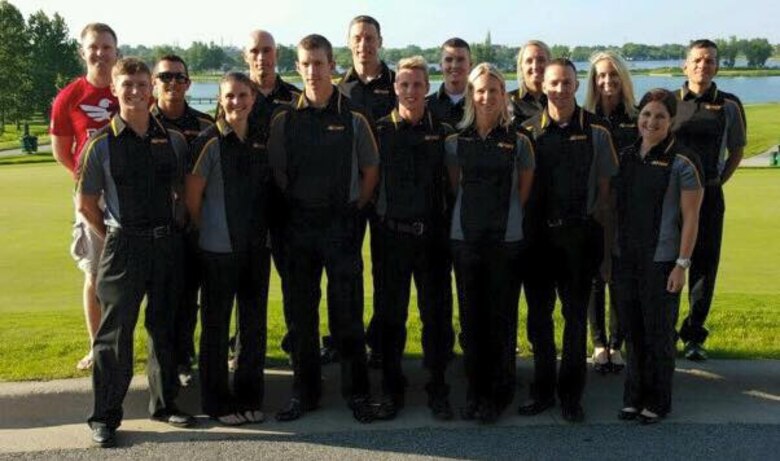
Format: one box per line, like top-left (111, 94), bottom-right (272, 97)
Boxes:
top-left (349, 15), bottom-right (382, 37)
top-left (298, 34), bottom-right (334, 62)
top-left (112, 57), bottom-right (151, 79)
top-left (688, 39), bottom-right (718, 53)
top-left (548, 57), bottom-right (577, 75)
top-left (638, 88), bottom-right (677, 118)
top-left (441, 37), bottom-right (470, 53)
top-left (80, 23), bottom-right (117, 44)
top-left (155, 54), bottom-right (189, 76)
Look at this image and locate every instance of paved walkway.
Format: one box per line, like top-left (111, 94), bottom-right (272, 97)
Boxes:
top-left (0, 358), bottom-right (778, 454)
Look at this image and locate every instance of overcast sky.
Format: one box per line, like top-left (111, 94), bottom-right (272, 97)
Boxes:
top-left (15, 0), bottom-right (780, 48)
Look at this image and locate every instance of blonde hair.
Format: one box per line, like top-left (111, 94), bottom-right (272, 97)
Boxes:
top-left (584, 50), bottom-right (637, 117)
top-left (397, 55), bottom-right (429, 80)
top-left (458, 63), bottom-right (510, 130)
top-left (516, 40), bottom-right (551, 98)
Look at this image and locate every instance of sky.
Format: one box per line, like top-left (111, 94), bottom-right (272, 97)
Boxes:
top-left (14, 0), bottom-right (780, 49)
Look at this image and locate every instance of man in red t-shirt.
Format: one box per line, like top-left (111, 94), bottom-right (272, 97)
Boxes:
top-left (50, 23), bottom-right (119, 371)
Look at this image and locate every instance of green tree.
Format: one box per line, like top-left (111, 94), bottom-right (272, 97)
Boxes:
top-left (742, 38), bottom-right (773, 67)
top-left (276, 44), bottom-right (296, 73)
top-left (0, 0), bottom-right (32, 132)
top-left (715, 36), bottom-right (739, 68)
top-left (550, 44), bottom-right (571, 59)
top-left (27, 10), bottom-right (80, 120)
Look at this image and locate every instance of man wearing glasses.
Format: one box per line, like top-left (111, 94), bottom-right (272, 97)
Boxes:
top-left (151, 55), bottom-right (214, 387)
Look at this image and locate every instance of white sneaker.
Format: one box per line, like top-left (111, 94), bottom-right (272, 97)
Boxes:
top-left (609, 348), bottom-right (625, 372)
top-left (592, 347), bottom-right (609, 372)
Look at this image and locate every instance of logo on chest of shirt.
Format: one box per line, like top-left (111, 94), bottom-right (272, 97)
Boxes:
top-left (327, 124), bottom-right (346, 131)
top-left (568, 134), bottom-right (588, 141)
top-left (703, 104), bottom-right (723, 111)
top-left (78, 98), bottom-right (114, 122)
top-left (650, 160), bottom-right (669, 167)
top-left (150, 138), bottom-right (169, 144)
top-left (425, 135), bottom-right (441, 141)
top-left (373, 89), bottom-right (390, 95)
top-left (497, 142), bottom-right (515, 150)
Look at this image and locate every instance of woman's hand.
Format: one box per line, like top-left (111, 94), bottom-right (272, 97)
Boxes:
top-left (666, 265), bottom-right (686, 293)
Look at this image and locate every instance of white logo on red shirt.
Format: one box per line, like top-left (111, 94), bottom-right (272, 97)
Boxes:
top-left (79, 98), bottom-right (113, 122)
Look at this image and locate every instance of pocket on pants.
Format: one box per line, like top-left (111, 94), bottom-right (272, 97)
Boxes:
top-left (70, 222), bottom-right (89, 261)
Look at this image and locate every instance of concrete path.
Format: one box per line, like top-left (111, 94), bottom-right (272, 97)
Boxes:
top-left (0, 358), bottom-right (778, 455)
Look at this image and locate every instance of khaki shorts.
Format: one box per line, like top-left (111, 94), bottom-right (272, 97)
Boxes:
top-left (70, 195), bottom-right (105, 276)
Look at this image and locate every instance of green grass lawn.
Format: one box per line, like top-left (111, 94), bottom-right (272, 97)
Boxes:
top-left (0, 121), bottom-right (50, 150)
top-left (1, 153), bottom-right (779, 381)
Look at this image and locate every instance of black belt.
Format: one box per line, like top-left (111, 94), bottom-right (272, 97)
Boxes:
top-left (108, 225), bottom-right (172, 239)
top-left (382, 217), bottom-right (427, 236)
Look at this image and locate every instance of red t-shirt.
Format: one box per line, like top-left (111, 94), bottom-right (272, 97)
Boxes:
top-left (49, 76), bottom-right (118, 171)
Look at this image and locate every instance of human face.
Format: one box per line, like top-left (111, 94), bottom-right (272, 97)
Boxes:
top-left (296, 47), bottom-right (335, 95)
top-left (219, 80), bottom-right (255, 125)
top-left (520, 45), bottom-right (548, 89)
top-left (244, 32), bottom-right (277, 82)
top-left (112, 73), bottom-right (152, 113)
top-left (472, 72), bottom-right (505, 122)
top-left (594, 59), bottom-right (622, 98)
top-left (394, 68), bottom-right (429, 114)
top-left (441, 46), bottom-right (471, 92)
top-left (543, 64), bottom-right (578, 111)
top-left (154, 60), bottom-right (190, 104)
top-left (683, 46), bottom-right (718, 88)
top-left (80, 31), bottom-right (118, 76)
top-left (638, 101), bottom-right (672, 146)
top-left (348, 21), bottom-right (382, 67)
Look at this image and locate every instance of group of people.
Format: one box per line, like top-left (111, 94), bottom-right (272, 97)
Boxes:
top-left (49, 16), bottom-right (746, 449)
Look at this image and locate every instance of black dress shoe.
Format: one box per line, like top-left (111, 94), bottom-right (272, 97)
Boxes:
top-left (374, 395), bottom-right (401, 421)
top-left (348, 394), bottom-right (378, 423)
top-left (91, 426), bottom-right (116, 448)
top-left (275, 398), bottom-right (313, 422)
top-left (517, 398), bottom-right (555, 416)
top-left (477, 402), bottom-right (498, 424)
top-left (618, 407), bottom-right (638, 421)
top-left (561, 403), bottom-right (585, 423)
top-left (428, 394), bottom-right (454, 421)
top-left (152, 409), bottom-right (196, 428)
top-left (460, 400), bottom-right (479, 421)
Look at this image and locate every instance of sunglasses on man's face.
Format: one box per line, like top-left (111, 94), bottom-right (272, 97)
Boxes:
top-left (156, 72), bottom-right (189, 84)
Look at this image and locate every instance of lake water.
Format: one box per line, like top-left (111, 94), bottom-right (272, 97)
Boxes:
top-left (188, 69), bottom-right (780, 112)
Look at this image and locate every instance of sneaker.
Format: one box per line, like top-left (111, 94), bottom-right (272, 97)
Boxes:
top-left (684, 341), bottom-right (708, 362)
top-left (591, 346), bottom-right (609, 373)
top-left (609, 348), bottom-right (625, 373)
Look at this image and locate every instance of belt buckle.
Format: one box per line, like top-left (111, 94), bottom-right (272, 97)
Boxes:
top-left (547, 219), bottom-right (563, 228)
top-left (412, 222), bottom-right (425, 236)
top-left (152, 226), bottom-right (169, 239)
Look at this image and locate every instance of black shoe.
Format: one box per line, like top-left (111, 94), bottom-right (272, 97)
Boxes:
top-left (477, 402), bottom-right (498, 424)
top-left (320, 344), bottom-right (340, 365)
top-left (374, 395), bottom-right (401, 421)
top-left (618, 407), bottom-right (639, 421)
top-left (152, 409), bottom-right (195, 428)
top-left (561, 403), bottom-right (585, 423)
top-left (367, 350), bottom-right (383, 369)
top-left (275, 398), bottom-right (317, 422)
top-left (91, 426), bottom-right (116, 448)
top-left (460, 400), bottom-right (479, 421)
top-left (348, 395), bottom-right (378, 424)
top-left (638, 409), bottom-right (663, 425)
top-left (517, 398), bottom-right (555, 416)
top-left (428, 394), bottom-right (454, 421)
top-left (684, 341), bottom-right (708, 362)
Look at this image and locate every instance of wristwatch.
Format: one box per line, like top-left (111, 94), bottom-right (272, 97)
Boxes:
top-left (675, 257), bottom-right (692, 270)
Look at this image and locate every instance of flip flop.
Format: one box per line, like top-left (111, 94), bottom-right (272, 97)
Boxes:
top-left (243, 410), bottom-right (265, 424)
top-left (215, 413), bottom-right (247, 426)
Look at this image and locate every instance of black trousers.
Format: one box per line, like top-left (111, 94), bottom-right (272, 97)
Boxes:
top-left (88, 230), bottom-right (180, 430)
top-left (452, 239), bottom-right (523, 412)
top-left (680, 185), bottom-right (724, 345)
top-left (588, 277), bottom-right (623, 349)
top-left (199, 245), bottom-right (270, 417)
top-left (286, 211), bottom-right (369, 405)
top-left (376, 223), bottom-right (453, 398)
top-left (270, 223), bottom-right (294, 354)
top-left (525, 222), bottom-right (598, 406)
top-left (173, 229), bottom-right (201, 368)
top-left (615, 257), bottom-right (679, 415)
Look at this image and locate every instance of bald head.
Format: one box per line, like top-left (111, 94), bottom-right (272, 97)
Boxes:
top-left (244, 30), bottom-right (277, 85)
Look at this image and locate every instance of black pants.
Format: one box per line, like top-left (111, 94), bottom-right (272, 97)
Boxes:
top-left (286, 211), bottom-right (369, 405)
top-left (680, 185), bottom-right (724, 345)
top-left (199, 245), bottom-right (270, 417)
top-left (615, 257), bottom-right (679, 415)
top-left (88, 230), bottom-right (180, 429)
top-left (525, 222), bottom-right (598, 406)
top-left (453, 240), bottom-right (522, 412)
top-left (270, 223), bottom-right (294, 354)
top-left (588, 277), bottom-right (623, 349)
top-left (376, 223), bottom-right (452, 398)
top-left (173, 229), bottom-right (201, 368)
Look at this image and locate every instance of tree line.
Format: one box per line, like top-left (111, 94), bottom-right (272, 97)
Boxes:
top-left (0, 0), bottom-right (778, 131)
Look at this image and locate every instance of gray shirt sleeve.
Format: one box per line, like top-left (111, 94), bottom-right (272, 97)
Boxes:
top-left (724, 97), bottom-right (747, 152)
top-left (191, 136), bottom-right (219, 179)
top-left (675, 154), bottom-right (704, 190)
top-left (352, 111), bottom-right (380, 168)
top-left (78, 135), bottom-right (107, 196)
top-left (516, 132), bottom-right (535, 170)
top-left (267, 111), bottom-right (289, 190)
top-left (591, 125), bottom-right (619, 179)
top-left (445, 134), bottom-right (459, 167)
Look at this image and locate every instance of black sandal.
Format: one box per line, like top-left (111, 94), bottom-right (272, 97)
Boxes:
top-left (618, 407), bottom-right (638, 421)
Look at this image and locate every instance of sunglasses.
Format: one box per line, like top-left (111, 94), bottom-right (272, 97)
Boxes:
top-left (156, 72), bottom-right (189, 84)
